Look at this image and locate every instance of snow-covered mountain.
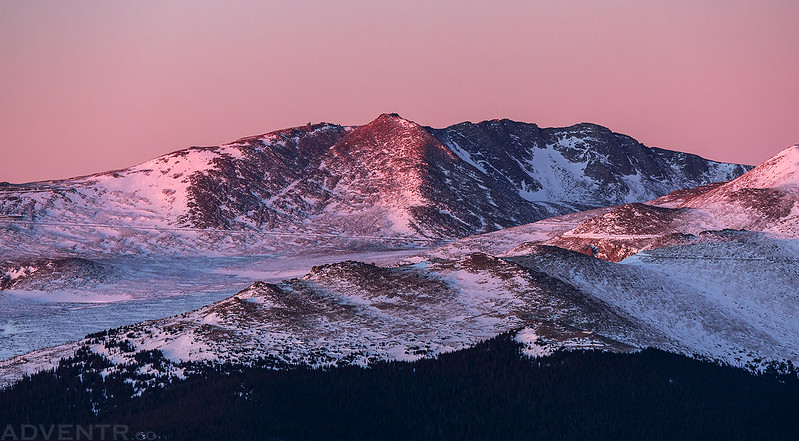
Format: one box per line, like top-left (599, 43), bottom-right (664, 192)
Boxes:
top-left (5, 118), bottom-right (791, 392)
top-left (417, 144), bottom-right (799, 263)
top-left (0, 114), bottom-right (748, 258)
top-left (4, 233), bottom-right (798, 388)
top-left (410, 150), bottom-right (798, 294)
top-left (427, 119), bottom-right (747, 208)
top-left (541, 145), bottom-right (799, 261)
top-left (0, 251), bottom-right (649, 387)
top-left (381, 145), bottom-right (799, 369)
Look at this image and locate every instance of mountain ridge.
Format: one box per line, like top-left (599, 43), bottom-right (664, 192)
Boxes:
top-left (0, 114), bottom-right (750, 258)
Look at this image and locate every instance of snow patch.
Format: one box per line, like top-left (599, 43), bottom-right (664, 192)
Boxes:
top-left (515, 328), bottom-right (554, 358)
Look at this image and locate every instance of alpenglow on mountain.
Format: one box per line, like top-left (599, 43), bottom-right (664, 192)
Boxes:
top-left (0, 114), bottom-right (750, 257)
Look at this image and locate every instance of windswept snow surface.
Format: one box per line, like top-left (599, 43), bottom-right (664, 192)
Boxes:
top-left (9, 234), bottom-right (798, 388)
top-left (0, 252), bottom-right (641, 387)
top-left (720, 145), bottom-right (799, 191)
top-left (0, 250), bottom-right (422, 361)
top-left (508, 238), bottom-right (799, 367)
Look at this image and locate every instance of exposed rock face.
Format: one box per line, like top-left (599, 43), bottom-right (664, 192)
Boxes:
top-left (427, 119), bottom-right (749, 209)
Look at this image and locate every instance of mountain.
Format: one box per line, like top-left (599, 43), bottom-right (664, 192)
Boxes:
top-left (541, 145), bottom-right (799, 261)
top-left (4, 235), bottom-right (798, 388)
top-left (427, 119), bottom-right (748, 208)
top-left (0, 141), bottom-right (795, 391)
top-left (0, 252), bottom-right (651, 387)
top-left (385, 145), bottom-right (799, 368)
top-left (0, 114), bottom-right (749, 258)
top-left (417, 144), bottom-right (799, 263)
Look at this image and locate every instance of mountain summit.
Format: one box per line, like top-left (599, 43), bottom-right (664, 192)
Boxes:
top-left (719, 145), bottom-right (799, 191)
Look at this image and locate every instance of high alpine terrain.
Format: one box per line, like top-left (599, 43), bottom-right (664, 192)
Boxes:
top-left (6, 116), bottom-right (790, 400)
top-left (0, 114), bottom-right (747, 259)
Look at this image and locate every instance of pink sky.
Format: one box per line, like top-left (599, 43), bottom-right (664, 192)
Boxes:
top-left (1, 1), bottom-right (798, 183)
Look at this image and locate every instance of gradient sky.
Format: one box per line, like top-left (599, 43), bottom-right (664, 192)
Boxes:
top-left (1, 0), bottom-right (798, 183)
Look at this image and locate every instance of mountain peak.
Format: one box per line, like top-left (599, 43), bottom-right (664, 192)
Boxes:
top-left (333, 113), bottom-right (435, 157)
top-left (372, 112), bottom-right (413, 125)
top-left (773, 144), bottom-right (799, 162)
top-left (727, 145), bottom-right (799, 190)
top-left (568, 122), bottom-right (613, 133)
